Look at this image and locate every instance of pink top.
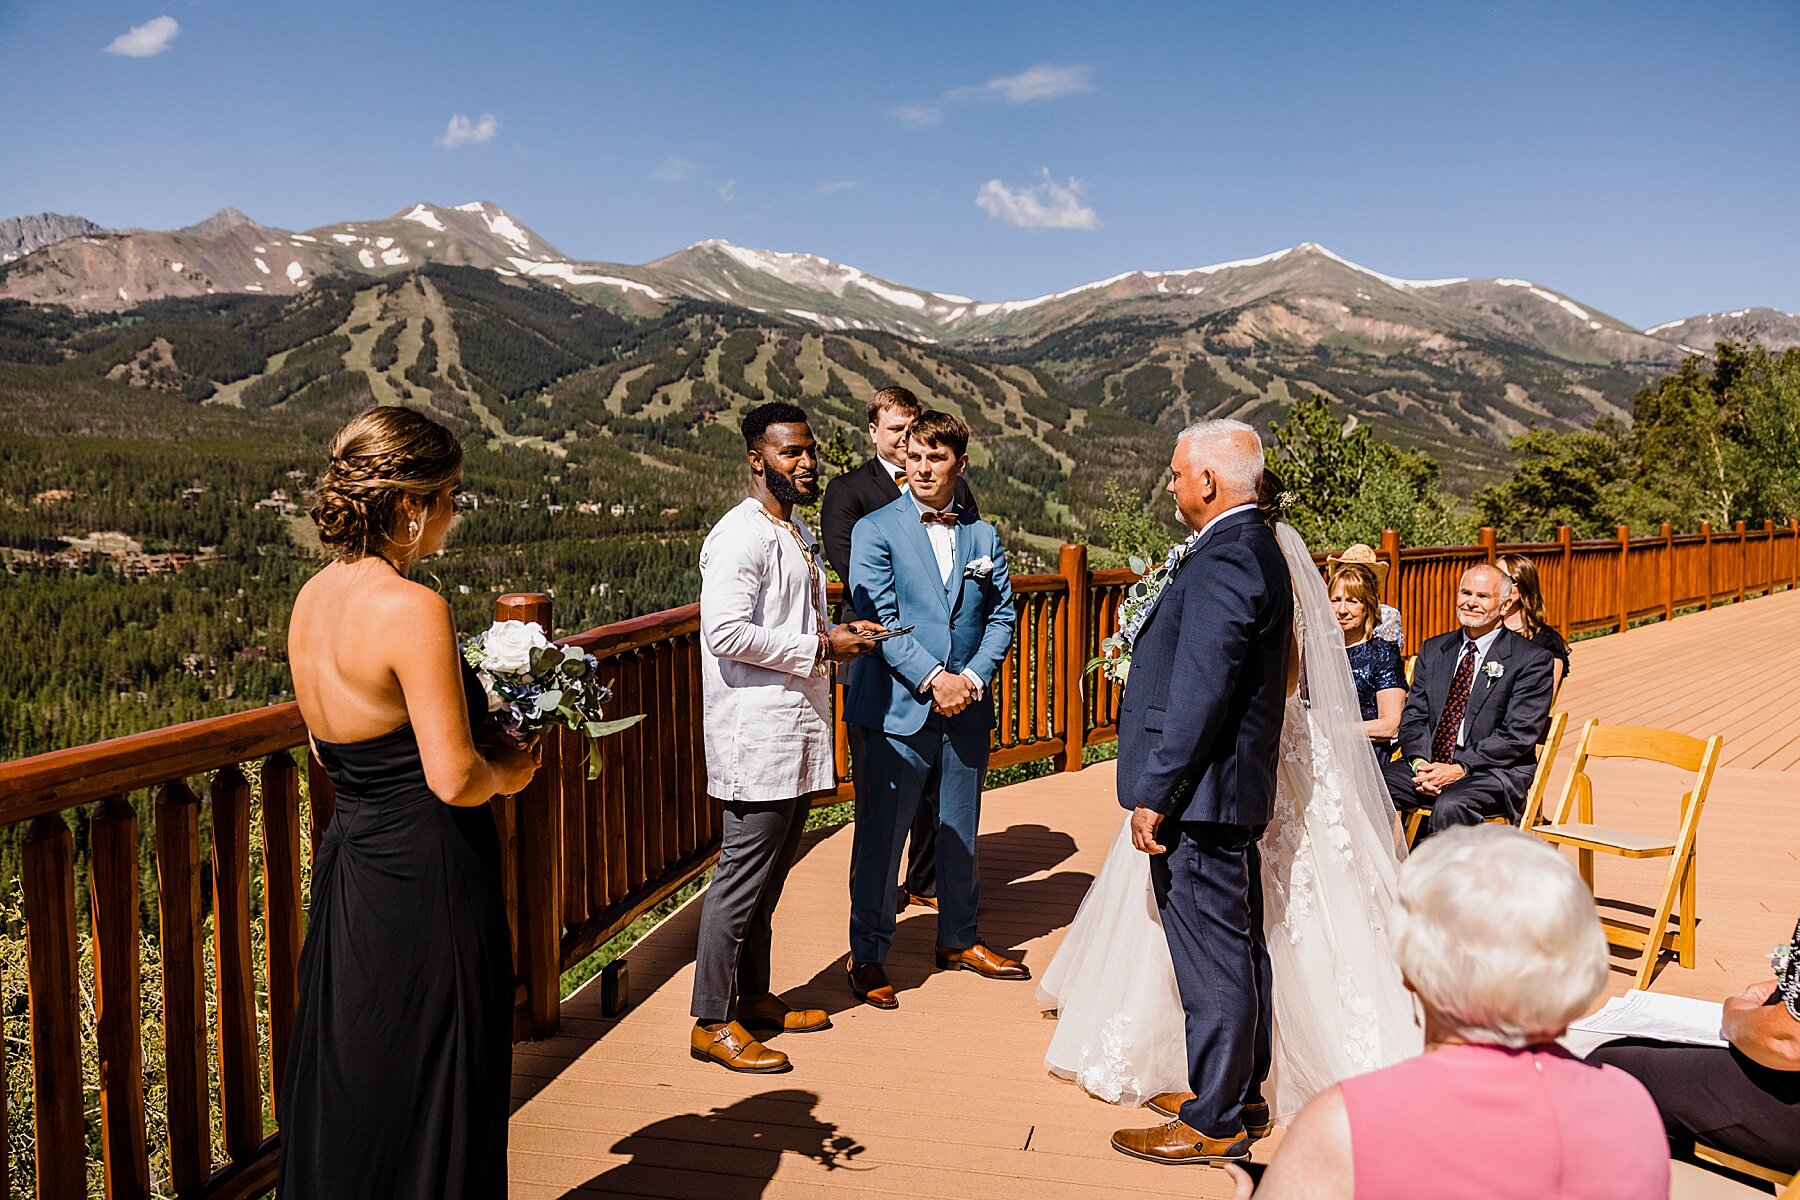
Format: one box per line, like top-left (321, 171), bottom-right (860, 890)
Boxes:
top-left (1340, 1043), bottom-right (1668, 1200)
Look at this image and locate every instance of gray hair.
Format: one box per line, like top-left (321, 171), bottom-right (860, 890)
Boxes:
top-left (1463, 562), bottom-right (1516, 600)
top-left (1176, 419), bottom-right (1264, 498)
top-left (1391, 825), bottom-right (1609, 1047)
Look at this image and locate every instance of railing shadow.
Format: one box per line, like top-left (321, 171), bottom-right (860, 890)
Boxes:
top-left (559, 1089), bottom-right (867, 1199)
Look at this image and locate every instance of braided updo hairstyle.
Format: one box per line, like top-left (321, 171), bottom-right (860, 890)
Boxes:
top-left (310, 406), bottom-right (463, 561)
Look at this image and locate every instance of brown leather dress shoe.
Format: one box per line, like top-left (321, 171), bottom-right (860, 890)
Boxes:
top-left (689, 1021), bottom-right (790, 1073)
top-left (1111, 1120), bottom-right (1250, 1165)
top-left (1145, 1094), bottom-right (1272, 1139)
top-left (846, 958), bottom-right (898, 1009)
top-left (935, 942), bottom-right (1030, 980)
top-left (905, 891), bottom-right (939, 910)
top-left (737, 994), bottom-right (831, 1035)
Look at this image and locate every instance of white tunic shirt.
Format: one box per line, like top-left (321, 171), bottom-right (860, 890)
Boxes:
top-left (699, 498), bottom-right (837, 803)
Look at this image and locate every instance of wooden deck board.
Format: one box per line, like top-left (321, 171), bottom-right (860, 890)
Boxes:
top-left (507, 591), bottom-right (1800, 1198)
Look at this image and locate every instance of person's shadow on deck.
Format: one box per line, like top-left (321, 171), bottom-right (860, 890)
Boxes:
top-left (562, 1089), bottom-right (865, 1199)
top-left (786, 821), bottom-right (1094, 1015)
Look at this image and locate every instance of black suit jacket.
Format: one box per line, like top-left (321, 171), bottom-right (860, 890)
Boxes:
top-left (819, 455), bottom-right (980, 582)
top-left (1114, 509), bottom-right (1293, 826)
top-left (1398, 626), bottom-right (1555, 804)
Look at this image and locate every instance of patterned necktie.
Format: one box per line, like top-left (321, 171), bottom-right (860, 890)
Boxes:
top-left (1432, 641), bottom-right (1479, 763)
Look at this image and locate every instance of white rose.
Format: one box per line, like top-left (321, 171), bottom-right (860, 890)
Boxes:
top-left (482, 620), bottom-right (550, 673)
top-left (964, 555), bottom-right (996, 579)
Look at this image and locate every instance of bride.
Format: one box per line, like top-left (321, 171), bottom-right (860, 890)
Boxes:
top-left (1039, 485), bottom-right (1422, 1120)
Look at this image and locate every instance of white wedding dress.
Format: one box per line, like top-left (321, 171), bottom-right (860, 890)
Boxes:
top-left (1038, 523), bottom-right (1422, 1119)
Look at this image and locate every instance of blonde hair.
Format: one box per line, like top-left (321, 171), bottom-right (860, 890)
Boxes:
top-left (310, 406), bottom-right (463, 561)
top-left (1391, 825), bottom-right (1609, 1047)
top-left (1328, 563), bottom-right (1380, 642)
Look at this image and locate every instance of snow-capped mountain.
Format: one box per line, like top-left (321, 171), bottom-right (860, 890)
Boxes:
top-left (1643, 308), bottom-right (1800, 353)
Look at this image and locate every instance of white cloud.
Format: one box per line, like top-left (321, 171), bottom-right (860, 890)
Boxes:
top-left (889, 104), bottom-right (944, 128)
top-left (951, 63), bottom-right (1094, 105)
top-left (815, 180), bottom-right (858, 194)
top-left (719, 179), bottom-right (736, 203)
top-left (653, 156), bottom-right (699, 183)
top-left (438, 113), bottom-right (499, 149)
top-left (975, 169), bottom-right (1100, 231)
top-left (104, 15), bottom-right (179, 58)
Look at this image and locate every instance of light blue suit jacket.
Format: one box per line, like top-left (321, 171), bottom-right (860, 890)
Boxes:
top-left (843, 494), bottom-right (1015, 737)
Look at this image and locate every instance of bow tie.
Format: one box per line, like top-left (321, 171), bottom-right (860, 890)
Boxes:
top-left (919, 510), bottom-right (958, 527)
top-left (891, 469), bottom-right (908, 485)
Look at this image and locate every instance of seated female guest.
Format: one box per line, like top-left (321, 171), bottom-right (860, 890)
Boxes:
top-left (280, 406), bottom-right (537, 1200)
top-left (1327, 543), bottom-right (1404, 649)
top-left (1496, 552), bottom-right (1571, 691)
top-left (1587, 916), bottom-right (1800, 1175)
top-left (1329, 563), bottom-right (1405, 760)
top-left (1225, 825), bottom-right (1668, 1200)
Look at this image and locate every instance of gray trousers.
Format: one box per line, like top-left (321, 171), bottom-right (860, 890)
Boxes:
top-left (689, 795), bottom-right (809, 1024)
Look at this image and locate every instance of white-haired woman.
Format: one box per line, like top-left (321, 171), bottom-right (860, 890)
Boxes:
top-left (1226, 825), bottom-right (1668, 1200)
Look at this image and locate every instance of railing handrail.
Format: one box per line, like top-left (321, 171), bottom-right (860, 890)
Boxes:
top-left (0, 702), bottom-right (307, 823)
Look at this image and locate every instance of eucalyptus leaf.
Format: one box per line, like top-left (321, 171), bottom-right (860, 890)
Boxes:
top-left (534, 689), bottom-right (563, 714)
top-left (584, 713), bottom-right (646, 738)
top-left (1128, 556), bottom-right (1147, 575)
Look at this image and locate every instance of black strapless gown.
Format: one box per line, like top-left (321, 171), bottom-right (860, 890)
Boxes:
top-left (278, 683), bottom-right (512, 1199)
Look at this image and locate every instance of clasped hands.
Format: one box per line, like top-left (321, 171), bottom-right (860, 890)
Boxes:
top-left (928, 669), bottom-right (976, 717)
top-left (1410, 759), bottom-right (1466, 796)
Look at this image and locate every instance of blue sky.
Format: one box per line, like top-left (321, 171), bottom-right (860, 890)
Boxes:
top-left (1, 1), bottom-right (1795, 327)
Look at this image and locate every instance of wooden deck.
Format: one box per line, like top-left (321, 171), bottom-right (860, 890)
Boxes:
top-left (507, 591), bottom-right (1800, 1199)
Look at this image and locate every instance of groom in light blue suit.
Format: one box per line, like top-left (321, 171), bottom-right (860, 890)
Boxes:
top-left (842, 410), bottom-right (1023, 1008)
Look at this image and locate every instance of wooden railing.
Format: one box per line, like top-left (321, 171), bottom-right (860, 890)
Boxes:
top-left (0, 519), bottom-right (1795, 1197)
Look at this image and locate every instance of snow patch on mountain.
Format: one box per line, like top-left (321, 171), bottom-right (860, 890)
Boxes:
top-left (403, 204), bottom-right (447, 232)
top-left (504, 257), bottom-right (663, 297)
top-left (1495, 279), bottom-right (1592, 322)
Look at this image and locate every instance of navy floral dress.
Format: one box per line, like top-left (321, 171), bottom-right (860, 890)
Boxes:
top-left (1346, 636), bottom-right (1405, 760)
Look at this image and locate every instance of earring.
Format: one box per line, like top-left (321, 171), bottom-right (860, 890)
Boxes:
top-left (409, 520), bottom-right (420, 538)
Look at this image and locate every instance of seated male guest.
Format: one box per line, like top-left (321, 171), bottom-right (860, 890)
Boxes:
top-left (1222, 826), bottom-right (1668, 1200)
top-left (1381, 564), bottom-right (1554, 837)
top-left (820, 385), bottom-right (981, 914)
top-left (1588, 914), bottom-right (1800, 1175)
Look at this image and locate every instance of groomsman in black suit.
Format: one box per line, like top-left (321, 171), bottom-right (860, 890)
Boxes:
top-left (821, 386), bottom-right (980, 912)
top-left (1382, 563), bottom-right (1555, 837)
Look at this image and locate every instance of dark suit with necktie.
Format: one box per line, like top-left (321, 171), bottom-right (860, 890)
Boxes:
top-left (820, 457), bottom-right (980, 900)
top-left (1382, 626), bottom-right (1555, 835)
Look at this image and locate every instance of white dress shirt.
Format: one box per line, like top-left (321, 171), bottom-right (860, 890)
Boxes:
top-left (698, 498), bottom-right (837, 803)
top-left (1454, 625), bottom-right (1504, 746)
top-left (912, 493), bottom-right (985, 700)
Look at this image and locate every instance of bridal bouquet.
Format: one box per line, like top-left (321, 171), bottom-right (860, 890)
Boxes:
top-left (463, 620), bottom-right (644, 778)
top-left (1086, 537), bottom-right (1200, 686)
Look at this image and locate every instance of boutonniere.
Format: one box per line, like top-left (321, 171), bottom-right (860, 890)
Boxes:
top-left (1482, 661), bottom-right (1505, 680)
top-left (964, 555), bottom-right (996, 579)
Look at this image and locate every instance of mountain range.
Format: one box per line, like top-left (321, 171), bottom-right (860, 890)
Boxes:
top-left (2, 199), bottom-right (1796, 516)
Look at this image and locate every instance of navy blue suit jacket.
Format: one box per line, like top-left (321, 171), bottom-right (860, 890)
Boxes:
top-left (1114, 509), bottom-right (1294, 826)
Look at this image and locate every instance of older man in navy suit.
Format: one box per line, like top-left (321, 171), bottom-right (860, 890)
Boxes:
top-left (1109, 420), bottom-right (1293, 1167)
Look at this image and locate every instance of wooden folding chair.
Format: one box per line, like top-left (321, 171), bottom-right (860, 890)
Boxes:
top-left (1694, 1143), bottom-right (1797, 1193)
top-left (1402, 712), bottom-right (1566, 847)
top-left (1531, 719), bottom-right (1722, 988)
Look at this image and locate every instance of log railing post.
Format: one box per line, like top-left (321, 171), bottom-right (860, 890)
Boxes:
top-left (1057, 544), bottom-right (1088, 772)
top-left (91, 798), bottom-right (151, 1200)
top-left (1557, 526), bottom-right (1573, 636)
top-left (1378, 529), bottom-right (1402, 611)
top-left (22, 814), bottom-right (84, 1200)
top-left (211, 764), bottom-right (262, 1161)
top-left (1701, 521), bottom-right (1714, 610)
top-left (1736, 520), bottom-right (1748, 603)
top-left (1790, 518), bottom-right (1798, 590)
top-left (496, 592), bottom-right (562, 1039)
top-left (1763, 519), bottom-right (1776, 594)
top-left (1661, 522), bottom-right (1674, 623)
top-left (1615, 525), bottom-right (1631, 633)
top-left (262, 752), bottom-right (304, 1116)
top-left (1478, 526), bottom-right (1497, 564)
top-left (155, 779), bottom-right (211, 1192)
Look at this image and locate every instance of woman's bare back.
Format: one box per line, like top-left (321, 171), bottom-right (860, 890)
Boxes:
top-left (290, 558), bottom-right (446, 743)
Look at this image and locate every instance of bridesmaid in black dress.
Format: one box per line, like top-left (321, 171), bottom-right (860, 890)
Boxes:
top-left (1496, 553), bottom-right (1571, 692)
top-left (280, 406), bottom-right (537, 1200)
